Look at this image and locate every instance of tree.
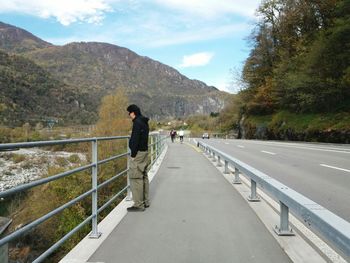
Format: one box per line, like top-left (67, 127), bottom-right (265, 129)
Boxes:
top-left (238, 0), bottom-right (348, 114)
top-left (95, 89), bottom-right (130, 137)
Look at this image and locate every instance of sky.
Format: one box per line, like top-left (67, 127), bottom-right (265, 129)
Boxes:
top-left (0, 0), bottom-right (261, 93)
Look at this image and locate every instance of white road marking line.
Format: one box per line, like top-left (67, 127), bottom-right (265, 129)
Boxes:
top-left (237, 145), bottom-right (245, 148)
top-left (224, 142), bottom-right (230, 145)
top-left (320, 164), bottom-right (350, 173)
top-left (261, 150), bottom-right (276, 155)
top-left (239, 141), bottom-right (350, 154)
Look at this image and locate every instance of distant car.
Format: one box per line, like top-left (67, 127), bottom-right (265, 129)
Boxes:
top-left (202, 133), bottom-right (210, 139)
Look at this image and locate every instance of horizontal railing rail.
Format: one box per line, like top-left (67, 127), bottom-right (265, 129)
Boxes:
top-left (0, 136), bottom-right (130, 151)
top-left (198, 141), bottom-right (350, 261)
top-left (0, 133), bottom-right (167, 263)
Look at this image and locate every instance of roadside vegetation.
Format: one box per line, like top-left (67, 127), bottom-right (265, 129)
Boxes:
top-left (219, 0), bottom-right (350, 142)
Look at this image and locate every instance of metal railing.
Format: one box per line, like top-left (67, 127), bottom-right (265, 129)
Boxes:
top-left (0, 133), bottom-right (167, 263)
top-left (198, 141), bottom-right (350, 261)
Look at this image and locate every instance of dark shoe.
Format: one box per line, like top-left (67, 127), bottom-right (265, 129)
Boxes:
top-left (127, 206), bottom-right (145, 212)
top-left (145, 204), bottom-right (150, 208)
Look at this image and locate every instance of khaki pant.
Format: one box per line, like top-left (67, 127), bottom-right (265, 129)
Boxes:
top-left (129, 151), bottom-right (149, 208)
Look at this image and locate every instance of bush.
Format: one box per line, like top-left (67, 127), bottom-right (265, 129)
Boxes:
top-left (55, 157), bottom-right (68, 167)
top-left (68, 154), bottom-right (80, 164)
top-left (12, 154), bottom-right (26, 163)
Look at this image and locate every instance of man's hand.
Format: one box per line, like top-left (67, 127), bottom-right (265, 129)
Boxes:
top-left (131, 157), bottom-right (135, 161)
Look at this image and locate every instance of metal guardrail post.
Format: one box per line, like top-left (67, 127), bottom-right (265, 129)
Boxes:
top-left (158, 134), bottom-right (160, 157)
top-left (212, 152), bottom-right (216, 161)
top-left (151, 136), bottom-right (154, 164)
top-left (89, 139), bottom-right (101, 238)
top-left (233, 167), bottom-right (242, 184)
top-left (224, 160), bottom-right (229, 174)
top-left (217, 155), bottom-right (222, 167)
top-left (126, 138), bottom-right (132, 201)
top-left (247, 179), bottom-right (260, 202)
top-left (0, 243), bottom-right (8, 263)
top-left (274, 202), bottom-right (294, 236)
top-left (158, 136), bottom-right (160, 158)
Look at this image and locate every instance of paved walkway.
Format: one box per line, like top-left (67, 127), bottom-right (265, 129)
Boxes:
top-left (89, 142), bottom-right (291, 263)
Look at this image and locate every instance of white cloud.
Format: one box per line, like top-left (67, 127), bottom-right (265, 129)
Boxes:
top-left (179, 52), bottom-right (214, 68)
top-left (145, 23), bottom-right (249, 48)
top-left (153, 0), bottom-right (261, 18)
top-left (0, 0), bottom-right (259, 48)
top-left (45, 15), bottom-right (250, 47)
top-left (0, 0), bottom-right (112, 25)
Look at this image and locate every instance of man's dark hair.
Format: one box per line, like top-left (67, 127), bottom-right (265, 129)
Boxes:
top-left (127, 104), bottom-right (141, 116)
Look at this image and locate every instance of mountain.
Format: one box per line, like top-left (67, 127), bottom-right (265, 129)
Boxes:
top-left (0, 22), bottom-right (228, 124)
top-left (0, 50), bottom-right (97, 126)
top-left (0, 22), bottom-right (52, 53)
top-left (26, 42), bottom-right (227, 118)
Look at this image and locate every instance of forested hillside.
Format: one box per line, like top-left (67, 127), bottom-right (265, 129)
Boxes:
top-left (0, 50), bottom-right (98, 126)
top-left (222, 0), bottom-right (350, 142)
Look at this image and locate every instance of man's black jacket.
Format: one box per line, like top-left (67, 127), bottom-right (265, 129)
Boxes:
top-left (129, 115), bottom-right (149, 157)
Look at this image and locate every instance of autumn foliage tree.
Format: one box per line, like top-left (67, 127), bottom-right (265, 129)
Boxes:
top-left (95, 89), bottom-right (130, 137)
top-left (239, 0), bottom-right (349, 115)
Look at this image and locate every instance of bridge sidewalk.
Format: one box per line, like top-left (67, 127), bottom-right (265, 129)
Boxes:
top-left (88, 142), bottom-right (291, 263)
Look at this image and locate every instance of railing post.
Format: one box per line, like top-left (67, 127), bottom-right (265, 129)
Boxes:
top-left (224, 160), bottom-right (229, 174)
top-left (247, 179), bottom-right (260, 202)
top-left (274, 201), bottom-right (294, 236)
top-left (159, 135), bottom-right (162, 156)
top-left (156, 134), bottom-right (161, 159)
top-left (156, 134), bottom-right (159, 159)
top-left (162, 135), bottom-right (164, 152)
top-left (158, 134), bottom-right (161, 161)
top-left (212, 151), bottom-right (216, 161)
top-left (233, 167), bottom-right (242, 184)
top-left (151, 135), bottom-right (154, 164)
top-left (126, 137), bottom-right (132, 201)
top-left (0, 243), bottom-right (8, 263)
top-left (89, 138), bottom-right (101, 238)
top-left (217, 155), bottom-right (222, 167)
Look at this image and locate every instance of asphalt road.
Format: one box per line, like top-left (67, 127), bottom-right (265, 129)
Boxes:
top-left (198, 139), bottom-right (350, 222)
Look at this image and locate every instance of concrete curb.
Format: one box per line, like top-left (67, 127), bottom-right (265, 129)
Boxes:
top-left (60, 143), bottom-right (168, 263)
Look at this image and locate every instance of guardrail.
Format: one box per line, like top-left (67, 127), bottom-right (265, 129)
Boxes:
top-left (198, 141), bottom-right (350, 261)
top-left (0, 133), bottom-right (167, 263)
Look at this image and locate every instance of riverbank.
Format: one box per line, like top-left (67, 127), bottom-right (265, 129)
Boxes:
top-left (0, 148), bottom-right (86, 192)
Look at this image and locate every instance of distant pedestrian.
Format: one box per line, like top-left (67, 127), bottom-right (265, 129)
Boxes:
top-left (127, 104), bottom-right (150, 212)
top-left (170, 129), bottom-right (177, 143)
top-left (179, 129), bottom-right (184, 143)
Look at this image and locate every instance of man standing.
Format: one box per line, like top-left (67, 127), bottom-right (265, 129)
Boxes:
top-left (178, 129), bottom-right (184, 143)
top-left (170, 129), bottom-right (176, 143)
top-left (127, 104), bottom-right (150, 212)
